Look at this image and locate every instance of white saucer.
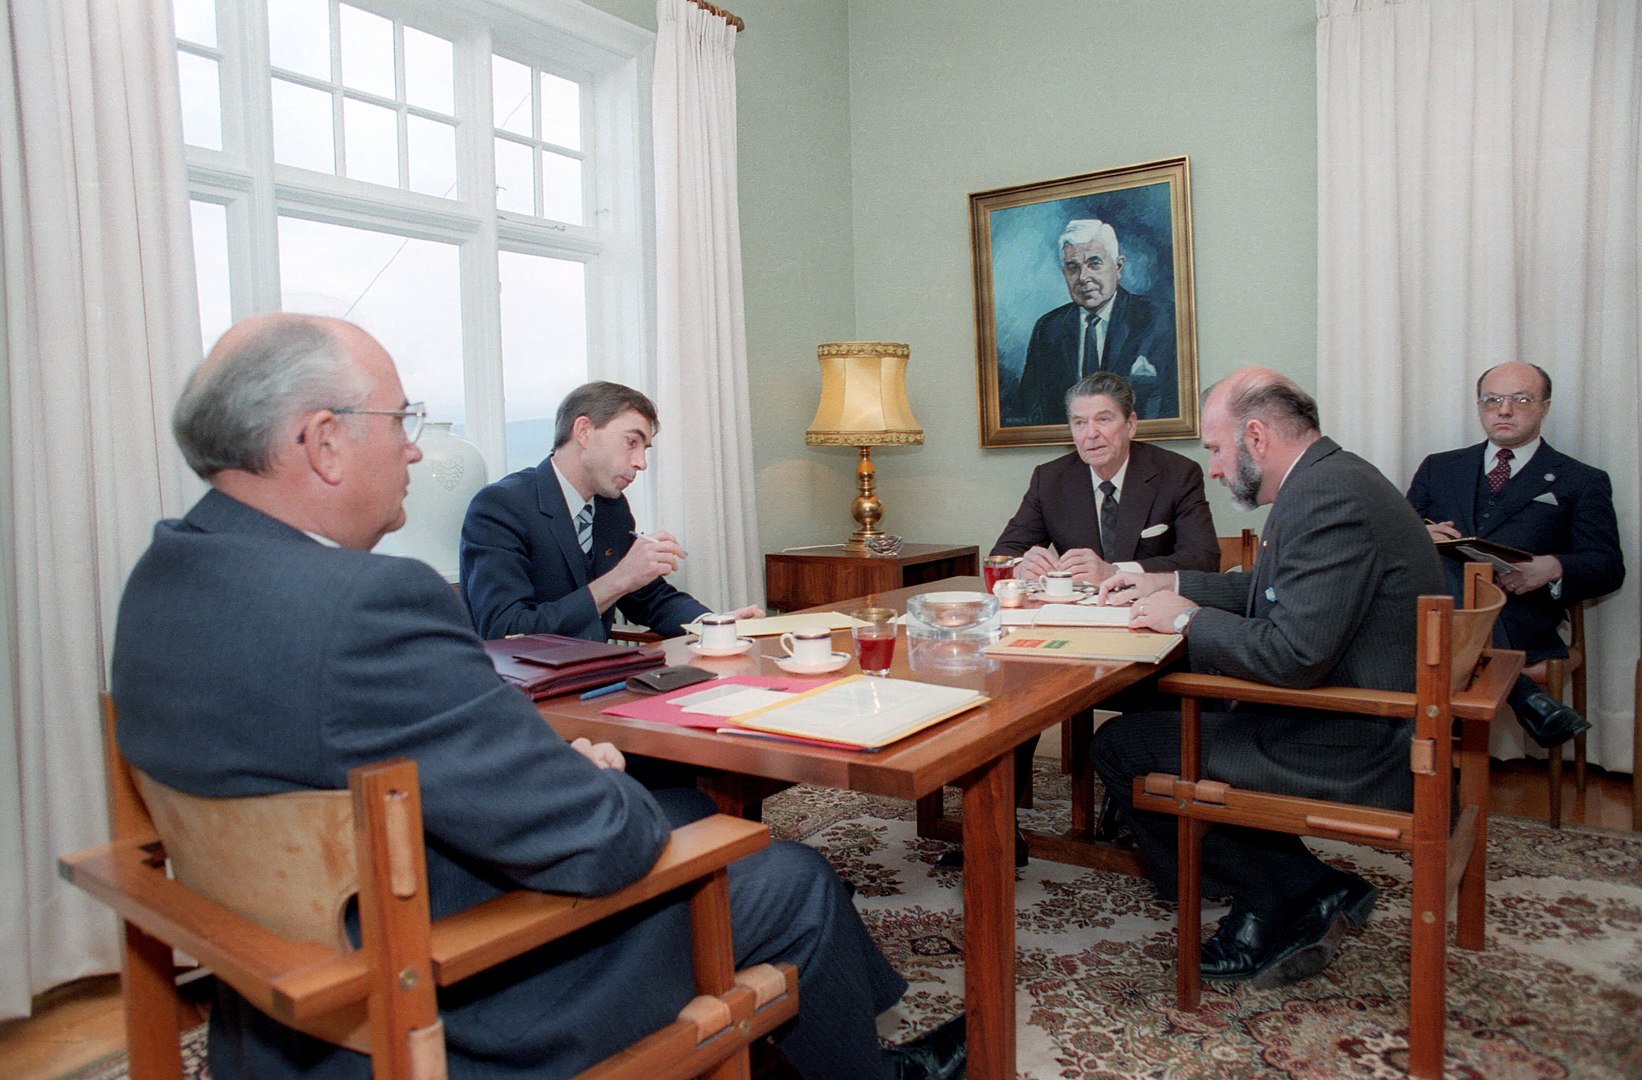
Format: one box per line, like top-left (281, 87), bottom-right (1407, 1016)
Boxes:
top-left (773, 651), bottom-right (851, 675)
top-left (688, 638), bottom-right (755, 658)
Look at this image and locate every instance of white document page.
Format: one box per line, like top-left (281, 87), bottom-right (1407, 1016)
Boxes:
top-left (728, 675), bottom-right (986, 748)
top-left (675, 685), bottom-right (794, 717)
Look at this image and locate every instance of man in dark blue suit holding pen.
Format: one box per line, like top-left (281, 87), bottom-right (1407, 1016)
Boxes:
top-left (461, 382), bottom-right (763, 641)
top-left (1407, 361), bottom-right (1625, 747)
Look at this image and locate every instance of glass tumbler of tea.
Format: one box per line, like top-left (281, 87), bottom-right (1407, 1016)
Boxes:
top-left (982, 554), bottom-right (1016, 594)
top-left (850, 606), bottom-right (898, 676)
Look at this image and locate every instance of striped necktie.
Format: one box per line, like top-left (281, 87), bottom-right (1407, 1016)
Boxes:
top-left (575, 503), bottom-right (594, 554)
top-left (1098, 481), bottom-right (1118, 555)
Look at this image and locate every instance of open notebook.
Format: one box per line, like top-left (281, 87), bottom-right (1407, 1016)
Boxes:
top-left (721, 675), bottom-right (987, 750)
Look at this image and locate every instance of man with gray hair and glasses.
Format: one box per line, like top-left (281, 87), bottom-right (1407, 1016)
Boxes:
top-left (1407, 361), bottom-right (1624, 747)
top-left (1015, 217), bottom-right (1178, 424)
top-left (110, 313), bottom-right (966, 1080)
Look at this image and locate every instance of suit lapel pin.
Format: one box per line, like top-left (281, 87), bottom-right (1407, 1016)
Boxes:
top-left (1264, 587), bottom-right (1276, 602)
top-left (1544, 473), bottom-right (1555, 483)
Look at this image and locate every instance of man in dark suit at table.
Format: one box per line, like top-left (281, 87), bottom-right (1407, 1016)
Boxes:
top-left (960, 371), bottom-right (1218, 865)
top-left (1406, 361), bottom-right (1624, 747)
top-left (1093, 367), bottom-right (1443, 988)
top-left (460, 381), bottom-right (762, 641)
top-left (111, 313), bottom-right (965, 1080)
top-left (1015, 218), bottom-right (1178, 423)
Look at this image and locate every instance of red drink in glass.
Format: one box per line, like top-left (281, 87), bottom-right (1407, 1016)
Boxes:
top-left (982, 555), bottom-right (1014, 593)
top-left (856, 634), bottom-right (896, 675)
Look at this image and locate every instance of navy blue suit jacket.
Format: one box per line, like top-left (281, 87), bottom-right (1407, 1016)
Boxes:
top-left (1015, 287), bottom-right (1178, 424)
top-left (459, 455), bottom-right (708, 641)
top-left (991, 440), bottom-right (1220, 572)
top-left (1407, 440), bottom-right (1624, 661)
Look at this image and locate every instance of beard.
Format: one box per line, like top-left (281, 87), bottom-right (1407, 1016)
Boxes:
top-left (1227, 435), bottom-right (1263, 510)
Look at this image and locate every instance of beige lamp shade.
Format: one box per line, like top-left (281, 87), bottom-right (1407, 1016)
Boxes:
top-left (805, 342), bottom-right (924, 446)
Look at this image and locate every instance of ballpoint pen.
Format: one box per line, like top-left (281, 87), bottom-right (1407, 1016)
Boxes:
top-left (631, 530), bottom-right (688, 556)
top-left (579, 680), bottom-right (629, 701)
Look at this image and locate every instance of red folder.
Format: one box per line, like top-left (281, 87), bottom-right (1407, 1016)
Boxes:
top-left (482, 633), bottom-right (665, 699)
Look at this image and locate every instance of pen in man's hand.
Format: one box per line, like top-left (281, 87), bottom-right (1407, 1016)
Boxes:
top-left (579, 680), bottom-right (629, 701)
top-left (631, 530), bottom-right (687, 556)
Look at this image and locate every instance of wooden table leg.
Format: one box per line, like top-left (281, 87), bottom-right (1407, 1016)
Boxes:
top-left (960, 753), bottom-right (1015, 1080)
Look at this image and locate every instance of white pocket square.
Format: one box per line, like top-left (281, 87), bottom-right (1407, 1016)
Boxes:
top-left (1533, 492), bottom-right (1559, 505)
top-left (1129, 355), bottom-right (1157, 378)
top-left (1139, 523), bottom-right (1170, 538)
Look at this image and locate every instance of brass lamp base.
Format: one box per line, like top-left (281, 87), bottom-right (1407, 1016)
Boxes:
top-left (843, 446), bottom-right (885, 552)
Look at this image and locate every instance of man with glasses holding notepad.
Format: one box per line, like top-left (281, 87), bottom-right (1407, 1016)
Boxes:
top-left (1406, 361), bottom-right (1624, 747)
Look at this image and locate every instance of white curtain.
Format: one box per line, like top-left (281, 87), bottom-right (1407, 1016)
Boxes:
top-left (0, 0), bottom-right (200, 1017)
top-left (650, 0), bottom-right (763, 613)
top-left (1317, 0), bottom-right (1639, 769)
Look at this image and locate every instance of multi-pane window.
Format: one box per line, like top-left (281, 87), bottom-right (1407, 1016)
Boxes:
top-left (173, 0), bottom-right (652, 481)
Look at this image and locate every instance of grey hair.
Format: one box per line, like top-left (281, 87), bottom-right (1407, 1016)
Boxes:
top-left (1064, 371), bottom-right (1136, 419)
top-left (553, 382), bottom-right (659, 448)
top-left (173, 318), bottom-right (371, 478)
top-left (1058, 219), bottom-right (1121, 261)
top-left (1212, 371), bottom-right (1321, 440)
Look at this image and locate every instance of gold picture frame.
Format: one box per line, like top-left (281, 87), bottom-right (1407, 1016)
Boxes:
top-left (970, 156), bottom-right (1199, 448)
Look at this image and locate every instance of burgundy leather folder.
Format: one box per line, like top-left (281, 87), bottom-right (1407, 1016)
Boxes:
top-left (482, 633), bottom-right (666, 699)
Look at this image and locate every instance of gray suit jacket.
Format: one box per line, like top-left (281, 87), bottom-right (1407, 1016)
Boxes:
top-left (992, 440), bottom-right (1220, 573)
top-left (1179, 437), bottom-right (1444, 694)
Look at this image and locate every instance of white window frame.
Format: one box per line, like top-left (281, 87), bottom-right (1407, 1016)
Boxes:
top-left (183, 0), bottom-right (656, 479)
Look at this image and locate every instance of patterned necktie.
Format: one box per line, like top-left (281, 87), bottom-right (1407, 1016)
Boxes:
top-left (1098, 481), bottom-right (1119, 555)
top-left (1486, 447), bottom-right (1514, 493)
top-left (1082, 314), bottom-right (1102, 377)
top-left (575, 503), bottom-right (594, 554)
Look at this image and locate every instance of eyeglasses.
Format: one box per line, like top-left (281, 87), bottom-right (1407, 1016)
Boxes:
top-left (332, 402), bottom-right (427, 444)
top-left (1477, 393), bottom-right (1544, 410)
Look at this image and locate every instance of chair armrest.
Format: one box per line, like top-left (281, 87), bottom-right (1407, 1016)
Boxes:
top-left (429, 814), bottom-right (770, 986)
top-left (1451, 648), bottom-right (1523, 721)
top-left (1156, 672), bottom-right (1416, 718)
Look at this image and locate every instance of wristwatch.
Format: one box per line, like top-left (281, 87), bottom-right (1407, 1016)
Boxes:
top-left (1172, 608), bottom-right (1197, 634)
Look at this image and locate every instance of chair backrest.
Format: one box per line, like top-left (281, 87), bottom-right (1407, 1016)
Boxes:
top-left (1218, 529), bottom-right (1257, 572)
top-left (132, 771), bottom-right (358, 952)
top-left (1450, 570), bottom-right (1507, 693)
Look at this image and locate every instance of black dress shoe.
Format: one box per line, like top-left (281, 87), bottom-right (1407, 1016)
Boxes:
top-left (933, 829), bottom-right (1028, 870)
top-left (1512, 687), bottom-right (1591, 748)
top-left (882, 1014), bottom-right (966, 1080)
top-left (1093, 793), bottom-right (1137, 849)
top-left (1245, 867), bottom-right (1376, 990)
top-left (1301, 866), bottom-right (1378, 931)
top-left (1200, 907), bottom-right (1278, 982)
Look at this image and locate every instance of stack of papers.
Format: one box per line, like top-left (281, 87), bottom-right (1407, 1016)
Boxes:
top-left (683, 612), bottom-right (854, 637)
top-left (985, 627), bottom-right (1183, 664)
top-left (999, 603), bottom-right (1130, 628)
top-left (726, 675), bottom-right (987, 749)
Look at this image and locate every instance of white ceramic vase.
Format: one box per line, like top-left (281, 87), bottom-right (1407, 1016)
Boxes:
top-left (373, 421), bottom-right (488, 582)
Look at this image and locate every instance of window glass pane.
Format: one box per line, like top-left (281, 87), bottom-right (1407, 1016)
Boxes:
top-left (339, 4), bottom-right (395, 99)
top-left (491, 55), bottom-right (532, 136)
top-left (277, 217), bottom-right (465, 427)
top-left (177, 52), bottom-right (223, 151)
top-left (403, 26), bottom-right (453, 114)
top-left (173, 0), bottom-right (217, 47)
top-left (494, 137), bottom-right (534, 215)
top-left (271, 79), bottom-right (336, 173)
top-left (190, 200), bottom-right (232, 353)
top-left (407, 116), bottom-right (457, 199)
top-left (343, 97), bottom-right (398, 187)
top-left (268, 0), bottom-right (331, 80)
top-left (499, 251), bottom-right (587, 474)
top-left (539, 72), bottom-right (580, 150)
top-left (540, 151), bottom-right (582, 225)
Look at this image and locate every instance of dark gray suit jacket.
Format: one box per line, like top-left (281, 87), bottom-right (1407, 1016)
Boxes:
top-left (459, 454), bottom-right (708, 641)
top-left (993, 440), bottom-right (1220, 573)
top-left (111, 491), bottom-right (899, 1079)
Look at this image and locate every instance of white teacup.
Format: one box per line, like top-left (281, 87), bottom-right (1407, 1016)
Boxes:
top-left (994, 580), bottom-right (1027, 608)
top-left (1042, 570), bottom-right (1076, 597)
top-left (698, 614), bottom-right (739, 650)
top-left (779, 628), bottom-right (834, 667)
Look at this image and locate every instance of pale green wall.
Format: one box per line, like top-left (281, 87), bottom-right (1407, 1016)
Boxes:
top-left (586, 0), bottom-right (1317, 569)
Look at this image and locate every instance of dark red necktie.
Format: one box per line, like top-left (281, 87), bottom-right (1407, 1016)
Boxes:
top-left (1486, 447), bottom-right (1513, 493)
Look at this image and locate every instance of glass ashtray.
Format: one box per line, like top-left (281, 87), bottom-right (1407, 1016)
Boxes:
top-left (905, 590), bottom-right (1001, 640)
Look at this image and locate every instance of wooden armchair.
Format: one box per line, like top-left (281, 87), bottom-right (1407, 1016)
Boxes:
top-left (1133, 566), bottom-right (1521, 1078)
top-left (1217, 528), bottom-right (1258, 573)
top-left (60, 696), bottom-right (797, 1080)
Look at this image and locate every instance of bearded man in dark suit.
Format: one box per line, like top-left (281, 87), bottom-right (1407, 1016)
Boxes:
top-left (110, 314), bottom-right (966, 1080)
top-left (1093, 367), bottom-right (1443, 989)
top-left (1406, 362), bottom-right (1624, 747)
top-left (1015, 218), bottom-right (1178, 423)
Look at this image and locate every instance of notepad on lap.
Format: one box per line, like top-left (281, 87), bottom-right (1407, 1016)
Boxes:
top-left (985, 627), bottom-right (1182, 664)
top-left (722, 674), bottom-right (987, 749)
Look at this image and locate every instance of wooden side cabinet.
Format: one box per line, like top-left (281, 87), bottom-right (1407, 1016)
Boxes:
top-left (763, 544), bottom-right (980, 612)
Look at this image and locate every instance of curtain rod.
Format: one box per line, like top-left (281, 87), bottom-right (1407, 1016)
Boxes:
top-left (685, 0), bottom-right (745, 32)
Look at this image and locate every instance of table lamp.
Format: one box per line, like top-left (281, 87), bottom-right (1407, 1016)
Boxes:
top-left (804, 341), bottom-right (924, 552)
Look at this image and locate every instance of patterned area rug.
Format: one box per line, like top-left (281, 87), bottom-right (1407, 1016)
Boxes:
top-left (65, 764), bottom-right (1642, 1079)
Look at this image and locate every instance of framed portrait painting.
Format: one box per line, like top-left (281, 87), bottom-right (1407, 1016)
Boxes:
top-left (971, 156), bottom-right (1199, 448)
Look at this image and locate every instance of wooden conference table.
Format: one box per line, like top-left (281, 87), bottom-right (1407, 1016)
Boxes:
top-left (536, 577), bottom-right (1161, 1080)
